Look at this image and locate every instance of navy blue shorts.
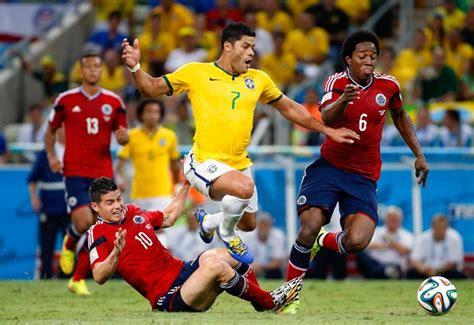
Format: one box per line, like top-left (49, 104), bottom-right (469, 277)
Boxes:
top-left (296, 157), bottom-right (378, 227)
top-left (155, 257), bottom-right (201, 312)
top-left (65, 176), bottom-right (94, 212)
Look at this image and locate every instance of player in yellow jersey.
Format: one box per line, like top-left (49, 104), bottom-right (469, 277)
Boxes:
top-left (122, 22), bottom-right (359, 264)
top-left (116, 98), bottom-right (180, 211)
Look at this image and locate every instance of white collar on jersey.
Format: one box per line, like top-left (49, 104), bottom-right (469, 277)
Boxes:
top-left (79, 86), bottom-right (102, 101)
top-left (346, 69), bottom-right (373, 90)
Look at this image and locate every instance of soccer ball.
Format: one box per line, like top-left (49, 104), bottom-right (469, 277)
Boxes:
top-left (417, 276), bottom-right (457, 316)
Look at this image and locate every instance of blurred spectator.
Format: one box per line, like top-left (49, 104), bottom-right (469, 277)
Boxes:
top-left (286, 0), bottom-right (318, 20)
top-left (408, 214), bottom-right (467, 279)
top-left (16, 104), bottom-right (45, 144)
top-left (164, 27), bottom-right (207, 73)
top-left (425, 12), bottom-right (447, 48)
top-left (89, 11), bottom-right (128, 53)
top-left (27, 127), bottom-right (68, 279)
top-left (16, 53), bottom-right (68, 103)
top-left (194, 14), bottom-right (220, 61)
top-left (460, 7), bottom-right (474, 46)
top-left (243, 10), bottom-right (274, 57)
top-left (439, 109), bottom-right (472, 147)
top-left (431, 0), bottom-right (466, 33)
top-left (172, 96), bottom-right (194, 146)
top-left (356, 206), bottom-right (414, 279)
top-left (306, 0), bottom-right (349, 69)
top-left (99, 49), bottom-right (127, 97)
top-left (460, 57), bottom-right (474, 100)
top-left (414, 46), bottom-right (457, 103)
top-left (375, 47), bottom-right (396, 76)
top-left (146, 0), bottom-right (194, 44)
top-left (206, 0), bottom-right (243, 31)
top-left (92, 0), bottom-right (135, 36)
top-left (240, 213), bottom-right (286, 279)
top-left (336, 0), bottom-right (370, 27)
top-left (0, 131), bottom-right (9, 163)
top-left (415, 107), bottom-right (440, 147)
top-left (292, 85), bottom-right (324, 146)
top-left (284, 11), bottom-right (330, 67)
top-left (445, 28), bottom-right (472, 78)
top-left (260, 32), bottom-right (296, 88)
top-left (138, 13), bottom-right (175, 77)
top-left (256, 0), bottom-right (293, 34)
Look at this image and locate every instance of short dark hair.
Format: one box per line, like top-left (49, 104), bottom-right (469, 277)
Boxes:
top-left (136, 98), bottom-right (165, 123)
top-left (89, 177), bottom-right (118, 204)
top-left (80, 52), bottom-right (101, 66)
top-left (221, 22), bottom-right (255, 49)
top-left (341, 30), bottom-right (380, 67)
top-left (445, 109), bottom-right (460, 123)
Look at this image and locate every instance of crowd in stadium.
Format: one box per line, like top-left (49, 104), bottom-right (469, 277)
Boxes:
top-left (0, 0), bottom-right (472, 285)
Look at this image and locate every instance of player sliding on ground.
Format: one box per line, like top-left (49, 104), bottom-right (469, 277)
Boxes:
top-left (284, 30), bottom-right (429, 313)
top-left (87, 177), bottom-right (302, 313)
top-left (122, 22), bottom-right (359, 265)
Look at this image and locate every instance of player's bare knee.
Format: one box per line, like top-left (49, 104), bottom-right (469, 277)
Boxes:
top-left (238, 178), bottom-right (254, 199)
top-left (344, 233), bottom-right (369, 253)
top-left (237, 214), bottom-right (256, 231)
top-left (202, 256), bottom-right (227, 277)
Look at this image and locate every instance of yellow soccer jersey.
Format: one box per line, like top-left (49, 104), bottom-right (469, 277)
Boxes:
top-left (117, 127), bottom-right (180, 199)
top-left (163, 62), bottom-right (282, 169)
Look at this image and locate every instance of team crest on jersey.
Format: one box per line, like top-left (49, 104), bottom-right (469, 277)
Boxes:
top-left (159, 138), bottom-right (166, 147)
top-left (68, 196), bottom-right (78, 207)
top-left (375, 93), bottom-right (386, 107)
top-left (133, 215), bottom-right (145, 224)
top-left (244, 77), bottom-right (255, 89)
top-left (101, 104), bottom-right (113, 115)
top-left (297, 195), bottom-right (307, 205)
top-left (206, 164), bottom-right (217, 174)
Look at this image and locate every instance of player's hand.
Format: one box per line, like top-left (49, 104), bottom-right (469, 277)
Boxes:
top-left (341, 84), bottom-right (361, 104)
top-left (114, 228), bottom-right (127, 255)
top-left (30, 195), bottom-right (42, 212)
top-left (326, 127), bottom-right (360, 144)
top-left (414, 156), bottom-right (429, 187)
top-left (115, 126), bottom-right (129, 145)
top-left (47, 154), bottom-right (63, 173)
top-left (121, 38), bottom-right (140, 69)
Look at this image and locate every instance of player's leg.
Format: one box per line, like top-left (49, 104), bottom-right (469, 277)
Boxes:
top-left (38, 213), bottom-right (54, 279)
top-left (339, 213), bottom-right (376, 253)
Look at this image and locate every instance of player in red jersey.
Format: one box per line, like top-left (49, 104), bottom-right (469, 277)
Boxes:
top-left (284, 30), bottom-right (429, 313)
top-left (87, 177), bottom-right (302, 313)
top-left (45, 52), bottom-right (129, 295)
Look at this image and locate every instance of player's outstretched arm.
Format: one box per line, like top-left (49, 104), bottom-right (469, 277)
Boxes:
top-left (390, 108), bottom-right (429, 187)
top-left (44, 125), bottom-right (62, 173)
top-left (161, 182), bottom-right (191, 228)
top-left (92, 228), bottom-right (126, 285)
top-left (121, 38), bottom-right (171, 97)
top-left (322, 84), bottom-right (361, 125)
top-left (272, 95), bottom-right (360, 144)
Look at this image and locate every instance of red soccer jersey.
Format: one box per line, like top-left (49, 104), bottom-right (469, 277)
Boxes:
top-left (48, 87), bottom-right (127, 178)
top-left (319, 71), bottom-right (403, 181)
top-left (87, 204), bottom-right (185, 309)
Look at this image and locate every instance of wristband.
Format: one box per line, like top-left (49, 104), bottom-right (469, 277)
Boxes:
top-left (127, 63), bottom-right (140, 73)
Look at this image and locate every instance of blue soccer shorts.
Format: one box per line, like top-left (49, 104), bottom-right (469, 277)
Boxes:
top-left (65, 176), bottom-right (94, 213)
top-left (296, 157), bottom-right (379, 228)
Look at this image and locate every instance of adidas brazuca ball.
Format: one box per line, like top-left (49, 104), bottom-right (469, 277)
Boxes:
top-left (417, 276), bottom-right (457, 316)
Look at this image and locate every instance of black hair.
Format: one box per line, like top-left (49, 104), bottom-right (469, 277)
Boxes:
top-left (221, 22), bottom-right (256, 49)
top-left (341, 29), bottom-right (380, 67)
top-left (89, 177), bottom-right (118, 204)
top-left (108, 10), bottom-right (122, 21)
top-left (80, 52), bottom-right (101, 66)
top-left (445, 109), bottom-right (460, 123)
top-left (136, 98), bottom-right (165, 123)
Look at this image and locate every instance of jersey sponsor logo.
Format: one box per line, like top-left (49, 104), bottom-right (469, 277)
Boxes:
top-left (297, 195), bottom-right (307, 205)
top-left (375, 93), bottom-right (386, 106)
top-left (209, 77), bottom-right (221, 81)
top-left (244, 77), bottom-right (255, 89)
top-left (68, 196), bottom-right (78, 207)
top-left (72, 105), bottom-right (81, 112)
top-left (206, 163), bottom-right (218, 174)
top-left (133, 215), bottom-right (145, 224)
top-left (101, 104), bottom-right (113, 115)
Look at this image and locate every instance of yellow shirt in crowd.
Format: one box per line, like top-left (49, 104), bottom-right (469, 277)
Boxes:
top-left (163, 62), bottom-right (282, 169)
top-left (117, 127), bottom-right (180, 199)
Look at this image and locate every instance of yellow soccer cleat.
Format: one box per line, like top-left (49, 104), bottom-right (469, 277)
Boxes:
top-left (271, 277), bottom-right (303, 314)
top-left (68, 279), bottom-right (91, 296)
top-left (59, 235), bottom-right (76, 275)
top-left (310, 227), bottom-right (327, 260)
top-left (280, 298), bottom-right (300, 314)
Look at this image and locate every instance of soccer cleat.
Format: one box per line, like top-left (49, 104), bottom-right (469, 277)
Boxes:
top-left (270, 277), bottom-right (303, 313)
top-left (68, 279), bottom-right (91, 296)
top-left (59, 235), bottom-right (75, 275)
top-left (310, 227), bottom-right (327, 260)
top-left (194, 208), bottom-right (215, 244)
top-left (223, 236), bottom-right (254, 264)
top-left (280, 297), bottom-right (300, 314)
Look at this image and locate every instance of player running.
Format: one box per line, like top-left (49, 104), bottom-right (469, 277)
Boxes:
top-left (45, 52), bottom-right (129, 295)
top-left (284, 30), bottom-right (429, 313)
top-left (87, 177), bottom-right (302, 313)
top-left (122, 22), bottom-right (359, 265)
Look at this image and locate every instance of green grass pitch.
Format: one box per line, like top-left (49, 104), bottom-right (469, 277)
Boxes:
top-left (1, 279), bottom-right (473, 324)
